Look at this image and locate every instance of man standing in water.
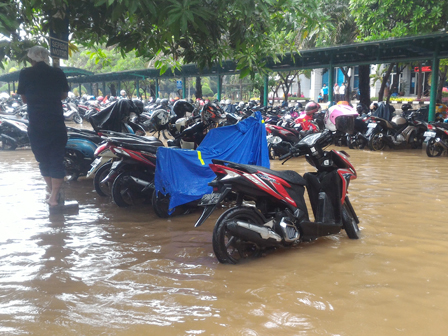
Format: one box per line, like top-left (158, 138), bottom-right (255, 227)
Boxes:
top-left (17, 46), bottom-right (69, 208)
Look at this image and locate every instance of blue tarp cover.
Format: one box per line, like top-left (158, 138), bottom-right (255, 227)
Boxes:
top-left (154, 112), bottom-right (270, 209)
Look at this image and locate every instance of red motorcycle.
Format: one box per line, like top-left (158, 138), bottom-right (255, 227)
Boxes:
top-left (194, 130), bottom-right (360, 264)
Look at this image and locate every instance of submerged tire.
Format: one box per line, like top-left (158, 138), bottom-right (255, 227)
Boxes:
top-left (342, 202), bottom-right (360, 239)
top-left (369, 131), bottom-right (386, 151)
top-left (73, 113), bottom-right (83, 124)
top-left (63, 149), bottom-right (81, 181)
top-left (152, 189), bottom-right (191, 218)
top-left (93, 162), bottom-right (112, 197)
top-left (111, 171), bottom-right (146, 207)
top-left (426, 139), bottom-right (443, 157)
top-left (212, 206), bottom-right (264, 264)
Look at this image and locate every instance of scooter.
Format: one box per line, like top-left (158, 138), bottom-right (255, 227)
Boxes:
top-left (193, 130), bottom-right (360, 264)
top-left (63, 102), bottom-right (83, 124)
top-left (424, 122), bottom-right (448, 157)
top-left (0, 116), bottom-right (29, 150)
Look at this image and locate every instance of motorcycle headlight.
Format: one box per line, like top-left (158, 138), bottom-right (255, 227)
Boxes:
top-left (267, 135), bottom-right (282, 145)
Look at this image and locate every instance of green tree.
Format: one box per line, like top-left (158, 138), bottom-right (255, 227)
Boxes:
top-left (1, 0), bottom-right (320, 77)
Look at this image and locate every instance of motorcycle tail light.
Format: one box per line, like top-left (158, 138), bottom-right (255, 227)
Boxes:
top-left (94, 143), bottom-right (108, 156)
top-left (427, 124), bottom-right (434, 130)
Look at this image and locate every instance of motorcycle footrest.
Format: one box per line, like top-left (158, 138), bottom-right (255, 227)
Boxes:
top-left (300, 220), bottom-right (342, 240)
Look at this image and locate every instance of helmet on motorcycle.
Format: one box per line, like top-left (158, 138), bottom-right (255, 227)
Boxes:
top-left (304, 101), bottom-right (320, 116)
top-left (160, 98), bottom-right (169, 107)
top-left (131, 99), bottom-right (144, 114)
top-left (120, 90), bottom-right (126, 97)
top-left (325, 105), bottom-right (358, 133)
top-left (201, 103), bottom-right (224, 123)
top-left (155, 98), bottom-right (161, 105)
top-left (239, 101), bottom-right (245, 108)
top-left (149, 108), bottom-right (170, 131)
top-left (172, 99), bottom-right (194, 118)
top-left (401, 103), bottom-right (412, 112)
top-left (356, 103), bottom-right (368, 115)
top-left (97, 96), bottom-right (103, 102)
top-left (370, 103), bottom-right (378, 111)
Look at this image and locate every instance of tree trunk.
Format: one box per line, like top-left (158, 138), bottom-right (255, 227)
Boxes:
top-left (437, 65), bottom-right (448, 103)
top-left (417, 62), bottom-right (423, 100)
top-left (340, 66), bottom-right (352, 102)
top-left (109, 83), bottom-right (117, 96)
top-left (386, 65), bottom-right (403, 104)
top-left (195, 76), bottom-right (202, 99)
top-left (378, 63), bottom-right (395, 101)
top-left (358, 64), bottom-right (371, 107)
top-left (298, 79), bottom-right (302, 97)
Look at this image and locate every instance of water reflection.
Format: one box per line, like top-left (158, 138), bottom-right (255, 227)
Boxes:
top-left (1, 146), bottom-right (448, 335)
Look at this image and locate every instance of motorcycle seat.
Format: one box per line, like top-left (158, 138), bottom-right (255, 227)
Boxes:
top-left (214, 160), bottom-right (306, 186)
top-left (434, 122), bottom-right (448, 130)
top-left (118, 141), bottom-right (164, 154)
top-left (68, 132), bottom-right (102, 144)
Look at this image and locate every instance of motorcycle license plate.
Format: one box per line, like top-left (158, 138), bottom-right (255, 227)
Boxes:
top-left (199, 193), bottom-right (222, 206)
top-left (367, 123), bottom-right (377, 128)
top-left (111, 160), bottom-right (121, 170)
top-left (424, 131), bottom-right (436, 138)
top-left (87, 158), bottom-right (102, 176)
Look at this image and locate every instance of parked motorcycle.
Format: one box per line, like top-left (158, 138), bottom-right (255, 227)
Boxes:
top-left (367, 111), bottom-right (426, 151)
top-left (0, 116), bottom-right (29, 150)
top-left (193, 129), bottom-right (359, 264)
top-left (424, 122), bottom-right (448, 157)
top-left (99, 136), bottom-right (164, 207)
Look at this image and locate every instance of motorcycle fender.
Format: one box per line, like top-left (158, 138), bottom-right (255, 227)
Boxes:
top-left (194, 187), bottom-right (232, 227)
top-left (86, 157), bottom-right (111, 178)
top-left (101, 160), bottom-right (125, 183)
top-left (0, 134), bottom-right (18, 145)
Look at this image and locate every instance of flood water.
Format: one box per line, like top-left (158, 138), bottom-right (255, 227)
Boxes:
top-left (1, 138), bottom-right (448, 335)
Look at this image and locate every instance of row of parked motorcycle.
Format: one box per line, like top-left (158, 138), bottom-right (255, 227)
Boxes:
top-left (1, 95), bottom-right (445, 265)
top-left (264, 100), bottom-right (448, 159)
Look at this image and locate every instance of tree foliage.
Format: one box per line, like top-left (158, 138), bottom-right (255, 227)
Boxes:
top-left (1, 0), bottom-right (321, 75)
top-left (351, 0), bottom-right (448, 40)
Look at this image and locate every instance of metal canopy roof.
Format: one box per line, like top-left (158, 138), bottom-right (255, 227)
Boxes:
top-left (1, 33), bottom-right (447, 85)
top-left (67, 33), bottom-right (448, 84)
top-left (0, 67), bottom-right (94, 83)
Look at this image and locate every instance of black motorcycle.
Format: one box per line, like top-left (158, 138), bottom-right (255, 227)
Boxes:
top-left (424, 122), bottom-right (448, 157)
top-left (194, 130), bottom-right (359, 264)
top-left (0, 116), bottom-right (29, 150)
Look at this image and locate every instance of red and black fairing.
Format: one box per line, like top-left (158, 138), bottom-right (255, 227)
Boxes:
top-left (265, 124), bottom-right (301, 143)
top-left (209, 161), bottom-right (308, 215)
top-left (101, 138), bottom-right (163, 183)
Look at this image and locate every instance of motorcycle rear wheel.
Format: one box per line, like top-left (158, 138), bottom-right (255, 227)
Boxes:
top-left (1, 138), bottom-right (17, 150)
top-left (93, 162), bottom-right (112, 197)
top-left (369, 132), bottom-right (386, 151)
top-left (341, 202), bottom-right (360, 239)
top-left (426, 139), bottom-right (444, 157)
top-left (64, 149), bottom-right (81, 181)
top-left (111, 171), bottom-right (145, 207)
top-left (212, 206), bottom-right (264, 264)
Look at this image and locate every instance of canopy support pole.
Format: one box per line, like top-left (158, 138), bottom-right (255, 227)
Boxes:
top-left (78, 84), bottom-right (81, 96)
top-left (182, 77), bottom-right (186, 99)
top-left (136, 80), bottom-right (140, 98)
top-left (217, 74), bottom-right (222, 101)
top-left (328, 60), bottom-right (334, 103)
top-left (429, 48), bottom-right (440, 122)
top-left (264, 75), bottom-right (269, 106)
top-left (102, 82), bottom-right (106, 97)
top-left (155, 78), bottom-right (159, 99)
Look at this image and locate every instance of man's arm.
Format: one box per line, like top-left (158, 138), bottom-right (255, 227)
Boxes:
top-left (61, 92), bottom-right (68, 100)
top-left (20, 95), bottom-right (27, 104)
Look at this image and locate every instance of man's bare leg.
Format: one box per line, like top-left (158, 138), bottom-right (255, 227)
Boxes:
top-left (47, 178), bottom-right (64, 207)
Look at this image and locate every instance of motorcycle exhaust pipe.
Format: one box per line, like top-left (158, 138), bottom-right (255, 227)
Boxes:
top-left (226, 220), bottom-right (282, 247)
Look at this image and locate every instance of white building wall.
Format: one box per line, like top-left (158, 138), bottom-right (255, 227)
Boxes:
top-left (310, 68), bottom-right (323, 101)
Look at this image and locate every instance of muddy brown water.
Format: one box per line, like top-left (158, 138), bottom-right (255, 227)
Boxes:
top-left (1, 133), bottom-right (448, 335)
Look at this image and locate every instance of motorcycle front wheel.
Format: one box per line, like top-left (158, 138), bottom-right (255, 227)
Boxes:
top-left (73, 113), bottom-right (83, 124)
top-left (93, 162), bottom-right (112, 197)
top-left (212, 206), bottom-right (264, 264)
top-left (368, 131), bottom-right (386, 151)
top-left (341, 201), bottom-right (360, 239)
top-left (426, 138), bottom-right (444, 157)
